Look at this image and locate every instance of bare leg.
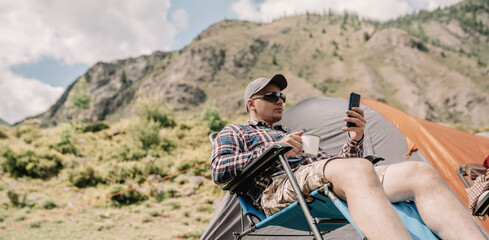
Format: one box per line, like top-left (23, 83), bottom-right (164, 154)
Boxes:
top-left (324, 158), bottom-right (412, 240)
top-left (382, 161), bottom-right (485, 240)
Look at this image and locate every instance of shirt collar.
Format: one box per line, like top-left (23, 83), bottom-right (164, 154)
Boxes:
top-left (246, 120), bottom-right (284, 131)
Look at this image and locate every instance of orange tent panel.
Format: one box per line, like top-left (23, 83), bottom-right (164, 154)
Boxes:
top-left (363, 99), bottom-right (489, 232)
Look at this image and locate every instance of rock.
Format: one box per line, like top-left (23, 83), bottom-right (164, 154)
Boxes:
top-left (9, 181), bottom-right (19, 187)
top-left (109, 130), bottom-right (121, 137)
top-left (136, 187), bottom-right (149, 195)
top-left (367, 28), bottom-right (428, 52)
top-left (101, 212), bottom-right (111, 219)
top-left (188, 176), bottom-right (205, 187)
top-left (183, 188), bottom-right (196, 197)
top-left (164, 83), bottom-right (206, 106)
top-left (147, 174), bottom-right (163, 183)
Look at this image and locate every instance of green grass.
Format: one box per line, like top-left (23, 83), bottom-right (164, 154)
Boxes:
top-left (0, 97), bottom-right (225, 240)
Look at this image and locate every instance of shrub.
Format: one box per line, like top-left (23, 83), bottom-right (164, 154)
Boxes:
top-left (7, 190), bottom-right (27, 208)
top-left (105, 162), bottom-right (146, 184)
top-left (42, 199), bottom-right (57, 209)
top-left (159, 138), bottom-right (176, 153)
top-left (155, 193), bottom-right (167, 202)
top-left (117, 142), bottom-right (147, 161)
top-left (110, 185), bottom-right (148, 206)
top-left (363, 32), bottom-right (370, 42)
top-left (0, 127), bottom-right (8, 139)
top-left (140, 156), bottom-right (174, 177)
top-left (14, 121), bottom-right (42, 144)
top-left (1, 147), bottom-right (63, 179)
top-left (135, 97), bottom-right (176, 128)
top-left (69, 76), bottom-right (91, 111)
top-left (166, 187), bottom-right (181, 198)
top-left (50, 129), bottom-right (79, 156)
top-left (164, 201), bottom-right (180, 210)
top-left (83, 122), bottom-right (110, 133)
top-left (129, 119), bottom-right (161, 150)
top-left (30, 222), bottom-right (42, 228)
top-left (477, 58), bottom-right (487, 67)
top-left (68, 165), bottom-right (105, 188)
top-left (202, 107), bottom-right (226, 133)
top-left (103, 156), bottom-right (175, 184)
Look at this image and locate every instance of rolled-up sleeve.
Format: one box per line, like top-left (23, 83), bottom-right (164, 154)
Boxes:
top-left (340, 134), bottom-right (364, 158)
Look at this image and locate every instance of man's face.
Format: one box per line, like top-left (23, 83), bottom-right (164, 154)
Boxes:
top-left (249, 84), bottom-right (284, 125)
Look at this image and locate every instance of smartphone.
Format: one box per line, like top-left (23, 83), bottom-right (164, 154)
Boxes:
top-left (346, 92), bottom-right (361, 127)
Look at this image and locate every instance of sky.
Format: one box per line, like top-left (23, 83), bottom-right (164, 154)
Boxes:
top-left (0, 0), bottom-right (462, 124)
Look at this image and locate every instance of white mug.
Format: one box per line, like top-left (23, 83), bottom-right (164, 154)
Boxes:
top-left (301, 134), bottom-right (320, 157)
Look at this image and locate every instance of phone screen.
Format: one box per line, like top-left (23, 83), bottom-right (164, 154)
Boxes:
top-left (347, 92), bottom-right (361, 127)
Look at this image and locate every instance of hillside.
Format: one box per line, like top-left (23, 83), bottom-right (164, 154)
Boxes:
top-left (382, 0), bottom-right (489, 65)
top-left (0, 118), bottom-right (10, 127)
top-left (31, 0), bottom-right (489, 129)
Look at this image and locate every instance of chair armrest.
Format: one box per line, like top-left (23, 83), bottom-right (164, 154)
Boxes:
top-left (365, 155), bottom-right (384, 165)
top-left (458, 163), bottom-right (487, 188)
top-left (222, 143), bottom-right (292, 194)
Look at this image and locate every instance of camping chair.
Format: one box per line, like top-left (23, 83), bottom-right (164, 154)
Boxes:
top-left (457, 163), bottom-right (489, 216)
top-left (210, 133), bottom-right (439, 240)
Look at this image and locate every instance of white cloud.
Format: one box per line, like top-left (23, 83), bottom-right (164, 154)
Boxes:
top-left (0, 68), bottom-right (64, 123)
top-left (424, 0), bottom-right (462, 10)
top-left (0, 0), bottom-right (178, 123)
top-left (1, 0), bottom-right (177, 66)
top-left (172, 8), bottom-right (189, 30)
top-left (231, 0), bottom-right (262, 22)
top-left (231, 0), bottom-right (463, 22)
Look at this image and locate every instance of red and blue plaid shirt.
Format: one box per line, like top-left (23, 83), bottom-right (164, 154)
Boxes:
top-left (210, 120), bottom-right (363, 210)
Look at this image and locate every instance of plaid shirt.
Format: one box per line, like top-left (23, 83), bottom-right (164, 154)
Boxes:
top-left (466, 169), bottom-right (489, 220)
top-left (210, 120), bottom-right (363, 210)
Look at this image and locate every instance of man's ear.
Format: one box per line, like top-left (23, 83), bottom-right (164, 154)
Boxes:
top-left (247, 99), bottom-right (255, 111)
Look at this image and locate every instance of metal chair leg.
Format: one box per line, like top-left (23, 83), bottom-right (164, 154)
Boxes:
top-left (279, 155), bottom-right (324, 240)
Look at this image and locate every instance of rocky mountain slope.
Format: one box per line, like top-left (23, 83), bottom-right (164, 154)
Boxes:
top-left (32, 0), bottom-right (489, 128)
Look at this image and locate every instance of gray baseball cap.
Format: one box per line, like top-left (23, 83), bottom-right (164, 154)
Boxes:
top-left (244, 74), bottom-right (287, 112)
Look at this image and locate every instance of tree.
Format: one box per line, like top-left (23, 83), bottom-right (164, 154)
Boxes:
top-left (363, 32), bottom-right (370, 42)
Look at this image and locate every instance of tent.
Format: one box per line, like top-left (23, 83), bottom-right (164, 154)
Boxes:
top-left (201, 96), bottom-right (489, 239)
top-left (477, 132), bottom-right (489, 138)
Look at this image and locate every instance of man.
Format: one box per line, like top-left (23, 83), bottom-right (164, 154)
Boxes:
top-left (210, 74), bottom-right (485, 239)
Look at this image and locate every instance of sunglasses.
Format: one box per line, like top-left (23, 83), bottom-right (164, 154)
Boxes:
top-left (251, 91), bottom-right (286, 103)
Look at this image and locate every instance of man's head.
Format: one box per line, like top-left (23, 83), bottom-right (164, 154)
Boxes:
top-left (244, 74), bottom-right (288, 125)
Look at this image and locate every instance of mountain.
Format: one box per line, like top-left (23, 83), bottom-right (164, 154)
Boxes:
top-left (32, 0), bottom-right (489, 128)
top-left (0, 118), bottom-right (10, 127)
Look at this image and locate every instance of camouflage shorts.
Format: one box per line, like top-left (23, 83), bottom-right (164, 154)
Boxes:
top-left (260, 159), bottom-right (389, 216)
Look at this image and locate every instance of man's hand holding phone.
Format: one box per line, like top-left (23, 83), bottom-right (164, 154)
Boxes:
top-left (342, 92), bottom-right (365, 141)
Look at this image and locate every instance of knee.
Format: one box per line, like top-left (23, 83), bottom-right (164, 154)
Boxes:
top-left (333, 158), bottom-right (377, 183)
top-left (406, 162), bottom-right (443, 186)
top-left (327, 158), bottom-right (380, 197)
top-left (349, 158), bottom-right (376, 174)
